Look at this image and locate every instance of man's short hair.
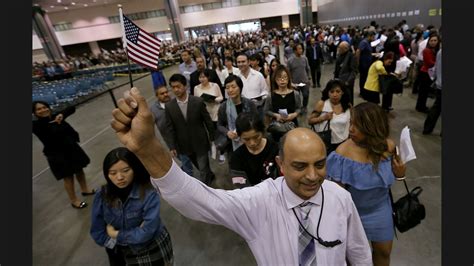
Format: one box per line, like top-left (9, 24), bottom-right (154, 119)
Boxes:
top-left (236, 53), bottom-right (248, 60)
top-left (169, 73), bottom-right (187, 86)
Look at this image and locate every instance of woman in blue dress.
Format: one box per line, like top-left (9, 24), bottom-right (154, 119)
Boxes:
top-left (326, 102), bottom-right (406, 266)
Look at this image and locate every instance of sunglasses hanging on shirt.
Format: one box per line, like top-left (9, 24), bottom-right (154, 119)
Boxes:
top-left (292, 186), bottom-right (343, 248)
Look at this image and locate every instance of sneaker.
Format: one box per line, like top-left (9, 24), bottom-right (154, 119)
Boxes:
top-left (218, 154), bottom-right (226, 164)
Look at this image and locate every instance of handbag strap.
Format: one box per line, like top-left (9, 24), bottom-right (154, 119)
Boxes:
top-left (410, 186), bottom-right (423, 197)
top-left (388, 189), bottom-right (398, 239)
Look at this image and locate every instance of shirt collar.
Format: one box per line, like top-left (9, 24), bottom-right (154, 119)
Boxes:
top-left (282, 178), bottom-right (322, 209)
top-left (176, 94), bottom-right (189, 104)
top-left (128, 183), bottom-right (141, 199)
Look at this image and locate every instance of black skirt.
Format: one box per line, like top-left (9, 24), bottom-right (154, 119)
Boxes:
top-left (46, 143), bottom-right (90, 180)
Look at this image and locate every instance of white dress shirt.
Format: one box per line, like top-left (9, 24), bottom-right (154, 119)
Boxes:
top-left (238, 68), bottom-right (268, 101)
top-left (151, 161), bottom-right (373, 266)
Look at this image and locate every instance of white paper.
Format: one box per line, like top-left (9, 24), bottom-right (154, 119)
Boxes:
top-left (232, 177), bottom-right (247, 184)
top-left (395, 56), bottom-right (413, 76)
top-left (399, 126), bottom-right (417, 164)
top-left (278, 109), bottom-right (289, 117)
top-left (371, 39), bottom-right (381, 47)
top-left (380, 35), bottom-right (388, 43)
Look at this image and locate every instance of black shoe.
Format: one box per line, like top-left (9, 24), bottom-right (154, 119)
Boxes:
top-left (422, 130), bottom-right (432, 135)
top-left (317, 83), bottom-right (321, 88)
top-left (81, 189), bottom-right (96, 196)
top-left (71, 201), bottom-right (88, 209)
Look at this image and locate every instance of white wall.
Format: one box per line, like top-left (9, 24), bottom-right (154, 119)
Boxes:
top-left (180, 0), bottom-right (299, 28)
top-left (48, 0), bottom-right (165, 28)
top-left (33, 35), bottom-right (43, 50)
top-left (33, 0), bottom-right (309, 48)
top-left (53, 16), bottom-right (169, 46)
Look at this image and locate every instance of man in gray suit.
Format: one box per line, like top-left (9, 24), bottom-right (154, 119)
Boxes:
top-left (164, 73), bottom-right (216, 185)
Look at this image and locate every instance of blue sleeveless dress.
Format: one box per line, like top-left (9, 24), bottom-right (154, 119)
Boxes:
top-left (327, 152), bottom-right (395, 241)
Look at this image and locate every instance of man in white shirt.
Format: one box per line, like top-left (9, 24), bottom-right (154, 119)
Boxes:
top-left (111, 89), bottom-right (373, 266)
top-left (236, 53), bottom-right (268, 119)
top-left (262, 45), bottom-right (276, 65)
top-left (178, 50), bottom-right (197, 94)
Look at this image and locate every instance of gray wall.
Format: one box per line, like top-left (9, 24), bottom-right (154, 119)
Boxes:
top-left (317, 0), bottom-right (441, 28)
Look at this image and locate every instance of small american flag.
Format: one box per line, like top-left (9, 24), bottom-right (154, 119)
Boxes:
top-left (121, 14), bottom-right (161, 70)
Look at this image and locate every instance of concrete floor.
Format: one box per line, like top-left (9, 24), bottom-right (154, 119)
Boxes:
top-left (32, 61), bottom-right (441, 265)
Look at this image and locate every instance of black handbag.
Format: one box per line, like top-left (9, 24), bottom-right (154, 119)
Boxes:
top-left (379, 74), bottom-right (403, 95)
top-left (390, 180), bottom-right (426, 233)
top-left (267, 120), bottom-right (296, 134)
top-left (311, 119), bottom-right (331, 151)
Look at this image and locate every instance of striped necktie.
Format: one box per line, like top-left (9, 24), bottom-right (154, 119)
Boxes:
top-left (298, 202), bottom-right (317, 266)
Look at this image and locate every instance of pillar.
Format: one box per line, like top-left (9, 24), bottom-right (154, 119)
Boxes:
top-left (282, 15), bottom-right (290, 29)
top-left (163, 0), bottom-right (185, 43)
top-left (299, 0), bottom-right (313, 26)
top-left (32, 6), bottom-right (66, 61)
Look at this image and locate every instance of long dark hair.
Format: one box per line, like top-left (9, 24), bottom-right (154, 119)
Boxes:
top-left (32, 101), bottom-right (51, 117)
top-left (427, 33), bottom-right (441, 53)
top-left (268, 58), bottom-right (281, 82)
top-left (271, 65), bottom-right (292, 92)
top-left (101, 147), bottom-right (152, 207)
top-left (321, 79), bottom-right (351, 112)
top-left (351, 102), bottom-right (390, 170)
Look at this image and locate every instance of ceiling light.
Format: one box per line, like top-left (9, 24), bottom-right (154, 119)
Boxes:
top-left (50, 5), bottom-right (55, 8)
top-left (57, 0), bottom-right (61, 3)
top-left (84, 4), bottom-right (88, 6)
top-left (64, 6), bottom-right (68, 9)
top-left (71, 2), bottom-right (76, 5)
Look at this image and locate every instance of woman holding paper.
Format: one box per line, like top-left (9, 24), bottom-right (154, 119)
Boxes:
top-left (363, 51), bottom-right (396, 111)
top-left (194, 69), bottom-right (224, 123)
top-left (326, 102), bottom-right (406, 266)
top-left (263, 65), bottom-right (303, 142)
top-left (194, 69), bottom-right (224, 161)
top-left (416, 33), bottom-right (440, 113)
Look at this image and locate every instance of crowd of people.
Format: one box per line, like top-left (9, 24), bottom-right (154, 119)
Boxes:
top-left (33, 19), bottom-right (441, 266)
top-left (32, 49), bottom-right (129, 81)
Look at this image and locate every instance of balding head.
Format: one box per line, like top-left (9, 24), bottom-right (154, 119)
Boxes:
top-left (278, 128), bottom-right (326, 160)
top-left (338, 41), bottom-right (350, 54)
top-left (276, 128), bottom-right (327, 200)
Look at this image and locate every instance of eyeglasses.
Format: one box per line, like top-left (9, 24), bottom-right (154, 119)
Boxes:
top-left (277, 76), bottom-right (289, 81)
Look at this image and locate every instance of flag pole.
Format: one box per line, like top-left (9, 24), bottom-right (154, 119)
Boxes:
top-left (118, 5), bottom-right (134, 88)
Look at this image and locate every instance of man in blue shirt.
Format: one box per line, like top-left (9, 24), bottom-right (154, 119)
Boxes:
top-left (355, 31), bottom-right (376, 99)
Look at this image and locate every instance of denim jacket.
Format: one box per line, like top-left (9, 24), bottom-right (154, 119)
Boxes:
top-left (90, 183), bottom-right (164, 253)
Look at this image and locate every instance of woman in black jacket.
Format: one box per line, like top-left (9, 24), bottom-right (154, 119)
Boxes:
top-left (32, 101), bottom-right (94, 209)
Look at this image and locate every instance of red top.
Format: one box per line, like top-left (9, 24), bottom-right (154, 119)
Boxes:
top-left (420, 48), bottom-right (436, 73)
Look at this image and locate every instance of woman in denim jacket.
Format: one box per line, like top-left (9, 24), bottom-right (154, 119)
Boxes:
top-left (90, 147), bottom-right (174, 266)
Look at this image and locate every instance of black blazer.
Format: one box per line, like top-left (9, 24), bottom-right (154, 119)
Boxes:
top-left (306, 43), bottom-right (324, 65)
top-left (189, 69), bottom-right (223, 96)
top-left (334, 51), bottom-right (357, 86)
top-left (164, 95), bottom-right (215, 156)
